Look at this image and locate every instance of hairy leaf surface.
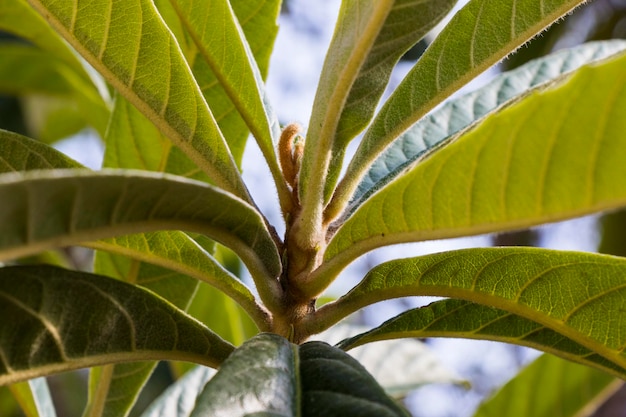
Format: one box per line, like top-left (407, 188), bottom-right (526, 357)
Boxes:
top-left (336, 299), bottom-right (626, 379)
top-left (169, 0), bottom-right (282, 184)
top-left (189, 333), bottom-right (298, 417)
top-left (92, 232), bottom-right (268, 329)
top-left (0, 170), bottom-right (281, 288)
top-left (301, 0), bottom-right (457, 211)
top-left (316, 248), bottom-right (626, 377)
top-left (339, 0), bottom-right (588, 216)
top-left (348, 40), bottom-right (626, 213)
top-left (24, 0), bottom-right (248, 199)
top-left (325, 51), bottom-right (626, 273)
top-left (0, 265), bottom-right (234, 385)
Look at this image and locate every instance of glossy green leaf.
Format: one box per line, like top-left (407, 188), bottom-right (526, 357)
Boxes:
top-left (313, 248), bottom-right (626, 377)
top-left (0, 129), bottom-right (82, 173)
top-left (169, 0), bottom-right (283, 190)
top-left (92, 232), bottom-right (269, 330)
top-left (140, 365), bottom-right (216, 417)
top-left (473, 354), bottom-right (621, 417)
top-left (323, 50), bottom-right (626, 278)
top-left (0, 170), bottom-right (282, 299)
top-left (0, 265), bottom-right (234, 385)
top-left (309, 0), bottom-right (458, 213)
top-left (299, 341), bottom-right (410, 417)
top-left (189, 333), bottom-right (298, 417)
top-left (336, 299), bottom-right (626, 379)
top-left (347, 40), bottom-right (626, 214)
top-left (24, 0), bottom-right (248, 199)
top-left (339, 0), bottom-right (588, 218)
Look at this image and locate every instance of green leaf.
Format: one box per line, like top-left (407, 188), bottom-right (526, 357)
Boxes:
top-left (317, 324), bottom-right (464, 397)
top-left (140, 365), bottom-right (216, 417)
top-left (336, 299), bottom-right (626, 379)
top-left (0, 43), bottom-right (110, 138)
top-left (186, 282), bottom-right (259, 346)
top-left (0, 170), bottom-right (282, 301)
top-left (91, 232), bottom-right (269, 330)
top-left (339, 0), bottom-right (588, 218)
top-left (229, 0), bottom-right (280, 80)
top-left (299, 341), bottom-right (410, 417)
top-left (168, 0), bottom-right (283, 193)
top-left (323, 49), bottom-right (626, 279)
top-left (310, 0), bottom-right (458, 212)
top-left (24, 0), bottom-right (249, 199)
top-left (189, 333), bottom-right (298, 417)
top-left (0, 265), bottom-right (234, 385)
top-left (312, 248), bottom-right (626, 378)
top-left (473, 354), bottom-right (621, 417)
top-left (347, 40), bottom-right (626, 214)
top-left (0, 0), bottom-right (94, 84)
top-left (186, 333), bottom-right (409, 416)
top-left (298, 1), bottom-right (396, 229)
top-left (83, 362), bottom-right (156, 417)
top-left (0, 129), bottom-right (83, 173)
top-left (103, 94), bottom-right (210, 182)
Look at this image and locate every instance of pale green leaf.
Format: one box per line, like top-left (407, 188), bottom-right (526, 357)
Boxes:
top-left (339, 0), bottom-right (588, 218)
top-left (139, 365), bottom-right (216, 417)
top-left (312, 248), bottom-right (626, 377)
top-left (323, 50), bottom-right (626, 279)
top-left (83, 362), bottom-right (156, 417)
top-left (0, 170), bottom-right (282, 303)
top-left (103, 94), bottom-right (209, 182)
top-left (299, 0), bottom-right (395, 227)
top-left (473, 354), bottom-right (621, 417)
top-left (348, 40), bottom-right (626, 214)
top-left (314, 0), bottom-right (458, 211)
top-left (91, 232), bottom-right (269, 330)
top-left (336, 299), bottom-right (626, 380)
top-left (0, 129), bottom-right (83, 173)
top-left (229, 0), bottom-right (280, 80)
top-left (24, 0), bottom-right (249, 199)
top-left (169, 0), bottom-right (283, 193)
top-left (0, 265), bottom-right (234, 385)
top-left (317, 324), bottom-right (464, 397)
top-left (189, 333), bottom-right (298, 417)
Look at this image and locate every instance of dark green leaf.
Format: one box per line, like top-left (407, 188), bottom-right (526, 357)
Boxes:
top-left (0, 265), bottom-right (234, 385)
top-left (189, 333), bottom-right (297, 417)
